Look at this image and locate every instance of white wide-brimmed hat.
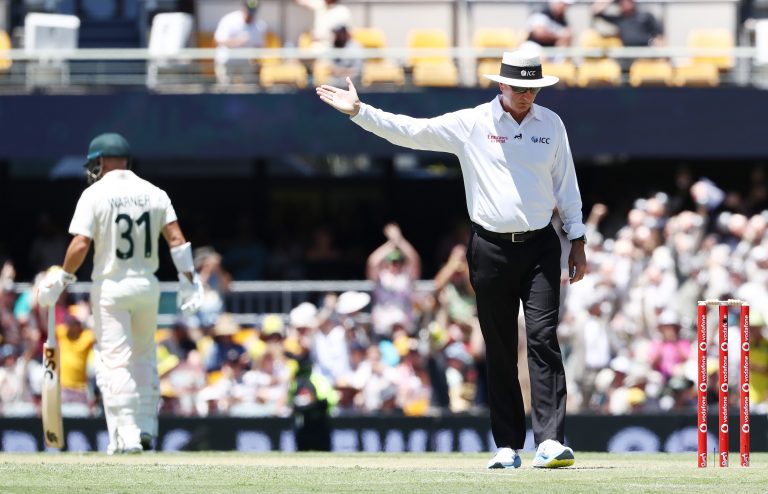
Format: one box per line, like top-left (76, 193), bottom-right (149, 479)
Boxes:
top-left (289, 302), bottom-right (318, 328)
top-left (336, 291), bottom-right (371, 315)
top-left (483, 50), bottom-right (559, 88)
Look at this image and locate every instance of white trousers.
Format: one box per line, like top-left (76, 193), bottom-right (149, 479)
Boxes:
top-left (91, 276), bottom-right (160, 452)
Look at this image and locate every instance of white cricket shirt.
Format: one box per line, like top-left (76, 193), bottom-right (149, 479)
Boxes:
top-left (303, 0), bottom-right (352, 45)
top-left (351, 96), bottom-right (586, 239)
top-left (214, 10), bottom-right (267, 64)
top-left (69, 170), bottom-right (178, 281)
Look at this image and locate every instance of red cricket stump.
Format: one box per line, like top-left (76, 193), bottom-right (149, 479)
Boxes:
top-left (719, 303), bottom-right (729, 467)
top-left (697, 299), bottom-right (750, 468)
top-left (740, 303), bottom-right (750, 467)
top-left (697, 302), bottom-right (708, 468)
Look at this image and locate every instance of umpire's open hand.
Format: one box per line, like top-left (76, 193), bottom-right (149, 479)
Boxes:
top-left (316, 77), bottom-right (361, 117)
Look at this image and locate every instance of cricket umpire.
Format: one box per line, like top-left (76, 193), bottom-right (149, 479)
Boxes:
top-left (316, 50), bottom-right (587, 468)
top-left (38, 133), bottom-right (204, 453)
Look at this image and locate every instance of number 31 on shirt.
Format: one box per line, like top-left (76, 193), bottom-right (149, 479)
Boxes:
top-left (115, 211), bottom-right (151, 259)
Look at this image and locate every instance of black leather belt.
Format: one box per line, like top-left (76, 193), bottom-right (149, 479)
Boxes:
top-left (472, 223), bottom-right (548, 243)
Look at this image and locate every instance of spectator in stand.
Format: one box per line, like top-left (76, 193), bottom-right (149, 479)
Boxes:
top-left (592, 0), bottom-right (664, 47)
top-left (367, 223), bottom-right (420, 338)
top-left (164, 320), bottom-right (198, 361)
top-left (312, 290), bottom-right (369, 385)
top-left (432, 244), bottom-right (486, 409)
top-left (526, 0), bottom-right (573, 48)
top-left (0, 344), bottom-right (28, 416)
top-left (335, 341), bottom-right (368, 411)
top-left (561, 286), bottom-right (615, 411)
top-left (58, 309), bottom-right (96, 412)
top-left (393, 338), bottom-right (432, 415)
top-left (295, 0), bottom-right (352, 49)
top-left (647, 309), bottom-right (690, 381)
top-left (160, 348), bottom-right (206, 417)
top-left (285, 301), bottom-right (319, 359)
top-left (434, 245), bottom-right (476, 327)
top-left (324, 25), bottom-right (363, 87)
top-left (205, 313), bottom-right (247, 372)
top-left (214, 0), bottom-right (268, 85)
top-left (0, 264), bottom-right (20, 348)
top-left (357, 344), bottom-right (398, 412)
top-left (745, 311), bottom-right (768, 411)
top-left (442, 341), bottom-right (474, 413)
top-left (191, 246), bottom-right (230, 328)
top-left (232, 316), bottom-right (292, 417)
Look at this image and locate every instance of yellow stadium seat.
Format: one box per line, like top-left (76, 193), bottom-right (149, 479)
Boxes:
top-left (262, 31), bottom-right (283, 66)
top-left (673, 62), bottom-right (719, 87)
top-left (352, 27), bottom-right (387, 50)
top-left (362, 60), bottom-right (405, 87)
top-left (542, 61), bottom-right (577, 87)
top-left (576, 58), bottom-right (621, 87)
top-left (473, 28), bottom-right (520, 61)
top-left (298, 31), bottom-right (313, 49)
top-left (628, 59), bottom-right (673, 87)
top-left (0, 30), bottom-right (11, 72)
top-left (260, 61), bottom-right (308, 88)
top-left (602, 36), bottom-right (623, 49)
top-left (408, 29), bottom-right (451, 66)
top-left (579, 29), bottom-right (622, 57)
top-left (412, 60), bottom-right (459, 87)
top-left (688, 28), bottom-right (734, 71)
top-left (352, 27), bottom-right (404, 85)
top-left (196, 31), bottom-right (214, 48)
top-left (312, 60), bottom-right (332, 86)
top-left (195, 31), bottom-right (215, 77)
top-left (477, 59), bottom-right (500, 88)
top-left (257, 31), bottom-right (308, 88)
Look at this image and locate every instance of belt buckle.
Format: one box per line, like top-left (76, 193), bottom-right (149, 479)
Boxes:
top-left (509, 232), bottom-right (524, 243)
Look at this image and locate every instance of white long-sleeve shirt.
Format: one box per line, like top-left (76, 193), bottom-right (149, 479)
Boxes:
top-left (351, 96), bottom-right (586, 239)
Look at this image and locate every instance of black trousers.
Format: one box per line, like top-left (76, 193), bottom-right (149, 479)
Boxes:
top-left (467, 223), bottom-right (566, 449)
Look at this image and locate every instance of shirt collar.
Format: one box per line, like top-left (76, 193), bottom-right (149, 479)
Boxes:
top-left (491, 95), bottom-right (542, 123)
top-left (102, 169), bottom-right (133, 181)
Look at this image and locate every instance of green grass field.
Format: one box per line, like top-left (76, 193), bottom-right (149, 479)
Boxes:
top-left (0, 452), bottom-right (764, 494)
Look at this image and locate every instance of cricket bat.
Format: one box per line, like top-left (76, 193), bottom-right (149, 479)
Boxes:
top-left (42, 306), bottom-right (64, 449)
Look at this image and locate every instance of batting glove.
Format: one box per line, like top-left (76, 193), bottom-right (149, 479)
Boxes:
top-left (177, 273), bottom-right (204, 315)
top-left (37, 266), bottom-right (76, 307)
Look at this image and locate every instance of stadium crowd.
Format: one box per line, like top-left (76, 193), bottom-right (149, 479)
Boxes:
top-left (1, 175), bottom-right (768, 420)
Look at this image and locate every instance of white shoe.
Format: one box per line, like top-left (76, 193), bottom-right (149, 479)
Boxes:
top-left (487, 447), bottom-right (522, 469)
top-left (113, 434), bottom-right (142, 454)
top-left (532, 439), bottom-right (574, 468)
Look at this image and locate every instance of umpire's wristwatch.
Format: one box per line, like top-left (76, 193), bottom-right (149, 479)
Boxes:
top-left (571, 235), bottom-right (587, 245)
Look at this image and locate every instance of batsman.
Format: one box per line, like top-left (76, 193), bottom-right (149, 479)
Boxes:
top-left (37, 133), bottom-right (204, 453)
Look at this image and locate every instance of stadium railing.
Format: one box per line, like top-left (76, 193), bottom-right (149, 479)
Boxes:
top-left (12, 279), bottom-right (437, 326)
top-left (0, 44), bottom-right (759, 90)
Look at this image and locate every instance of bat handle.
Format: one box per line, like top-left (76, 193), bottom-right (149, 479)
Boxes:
top-left (48, 306), bottom-right (57, 350)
